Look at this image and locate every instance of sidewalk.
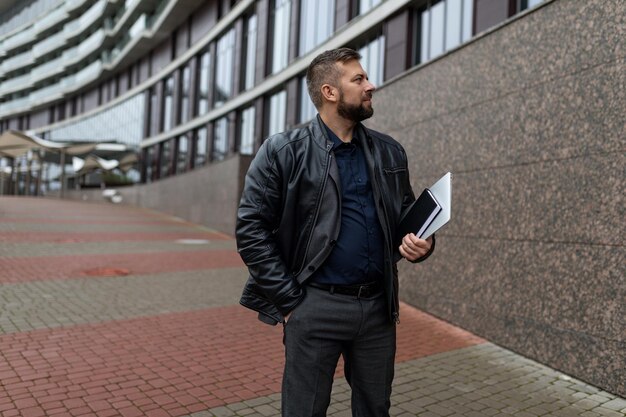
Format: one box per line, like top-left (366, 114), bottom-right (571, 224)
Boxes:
top-left (0, 196), bottom-right (624, 417)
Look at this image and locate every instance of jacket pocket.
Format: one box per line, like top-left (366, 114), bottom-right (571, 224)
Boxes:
top-left (382, 166), bottom-right (407, 175)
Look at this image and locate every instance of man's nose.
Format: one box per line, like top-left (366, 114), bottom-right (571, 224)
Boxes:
top-left (365, 79), bottom-right (376, 92)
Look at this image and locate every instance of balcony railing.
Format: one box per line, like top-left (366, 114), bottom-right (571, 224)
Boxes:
top-left (0, 96), bottom-right (29, 115)
top-left (75, 60), bottom-right (102, 84)
top-left (77, 29), bottom-right (105, 59)
top-left (33, 30), bottom-right (67, 58)
top-left (1, 51), bottom-right (35, 74)
top-left (33, 7), bottom-right (68, 35)
top-left (64, 0), bottom-right (91, 13)
top-left (0, 73), bottom-right (32, 96)
top-left (31, 55), bottom-right (65, 83)
top-left (29, 81), bottom-right (64, 102)
top-left (2, 26), bottom-right (36, 52)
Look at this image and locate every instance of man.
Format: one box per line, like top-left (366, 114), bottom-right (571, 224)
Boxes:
top-left (236, 48), bottom-right (434, 417)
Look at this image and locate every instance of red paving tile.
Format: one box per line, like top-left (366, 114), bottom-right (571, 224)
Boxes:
top-left (0, 231), bottom-right (229, 243)
top-left (0, 303), bottom-right (483, 417)
top-left (0, 250), bottom-right (244, 283)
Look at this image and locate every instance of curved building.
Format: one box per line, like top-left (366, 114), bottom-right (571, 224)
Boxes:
top-left (1, 0), bottom-right (624, 398)
top-left (1, 0), bottom-right (542, 185)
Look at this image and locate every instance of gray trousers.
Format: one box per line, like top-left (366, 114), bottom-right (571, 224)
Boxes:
top-left (282, 285), bottom-right (396, 417)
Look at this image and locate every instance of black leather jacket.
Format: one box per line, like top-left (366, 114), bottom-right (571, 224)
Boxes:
top-left (236, 115), bottom-right (434, 325)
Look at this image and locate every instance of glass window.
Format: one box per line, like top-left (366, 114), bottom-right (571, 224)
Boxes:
top-left (180, 65), bottom-right (191, 123)
top-left (429, 1), bottom-right (445, 59)
top-left (198, 51), bottom-right (211, 115)
top-left (215, 28), bottom-right (236, 107)
top-left (445, 0), bottom-right (462, 51)
top-left (420, 7), bottom-right (430, 64)
top-left (149, 87), bottom-right (158, 137)
top-left (213, 117), bottom-right (229, 161)
top-left (299, 0), bottom-right (335, 55)
top-left (144, 147), bottom-right (154, 183)
top-left (239, 106), bottom-right (256, 155)
top-left (159, 140), bottom-right (172, 178)
top-left (163, 75), bottom-right (174, 131)
top-left (243, 14), bottom-right (258, 90)
top-left (521, 0), bottom-right (543, 10)
top-left (299, 76), bottom-right (316, 124)
top-left (359, 0), bottom-right (382, 15)
top-left (462, 0), bottom-right (473, 41)
top-left (271, 0), bottom-right (291, 73)
top-left (176, 135), bottom-right (189, 174)
top-left (358, 35), bottom-right (385, 88)
top-left (268, 90), bottom-right (287, 136)
top-left (417, 0), bottom-right (473, 64)
top-left (195, 127), bottom-right (208, 167)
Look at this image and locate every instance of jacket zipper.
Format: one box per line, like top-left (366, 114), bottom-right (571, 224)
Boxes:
top-left (366, 136), bottom-right (400, 324)
top-left (294, 145), bottom-right (332, 277)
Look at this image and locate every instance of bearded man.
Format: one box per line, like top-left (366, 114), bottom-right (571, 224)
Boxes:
top-left (236, 47), bottom-right (435, 417)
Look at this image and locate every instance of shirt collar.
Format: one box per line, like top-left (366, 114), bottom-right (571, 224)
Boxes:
top-left (324, 124), bottom-right (358, 150)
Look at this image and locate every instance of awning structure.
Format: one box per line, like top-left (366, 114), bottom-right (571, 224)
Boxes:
top-left (0, 130), bottom-right (138, 196)
top-left (0, 130), bottom-right (128, 158)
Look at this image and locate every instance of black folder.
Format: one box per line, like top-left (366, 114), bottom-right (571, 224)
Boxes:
top-left (396, 188), bottom-right (442, 244)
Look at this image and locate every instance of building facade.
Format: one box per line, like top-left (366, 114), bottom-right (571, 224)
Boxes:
top-left (1, 0), bottom-right (623, 397)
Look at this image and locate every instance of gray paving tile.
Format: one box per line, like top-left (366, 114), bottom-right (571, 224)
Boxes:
top-left (189, 344), bottom-right (625, 416)
top-left (0, 267), bottom-right (248, 333)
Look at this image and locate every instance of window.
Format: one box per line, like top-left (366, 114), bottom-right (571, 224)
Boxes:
top-left (163, 75), bottom-right (174, 131)
top-left (176, 135), bottom-right (189, 174)
top-left (195, 127), bottom-right (208, 167)
top-left (159, 140), bottom-right (172, 178)
top-left (299, 76), bottom-right (316, 124)
top-left (299, 0), bottom-right (335, 55)
top-left (243, 14), bottom-right (258, 90)
top-left (144, 147), bottom-right (154, 183)
top-left (239, 106), bottom-right (256, 155)
top-left (148, 87), bottom-right (158, 136)
top-left (268, 90), bottom-right (287, 136)
top-left (417, 0), bottom-right (473, 64)
top-left (215, 28), bottom-right (236, 106)
top-left (358, 0), bottom-right (382, 15)
top-left (358, 35), bottom-right (385, 88)
top-left (520, 0), bottom-right (544, 11)
top-left (213, 117), bottom-right (229, 161)
top-left (271, 0), bottom-right (291, 73)
top-left (179, 64), bottom-right (191, 123)
top-left (197, 51), bottom-right (211, 115)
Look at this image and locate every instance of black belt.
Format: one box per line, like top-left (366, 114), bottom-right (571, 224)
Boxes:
top-left (308, 281), bottom-right (383, 298)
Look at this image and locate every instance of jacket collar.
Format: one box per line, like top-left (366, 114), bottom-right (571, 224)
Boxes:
top-left (311, 114), bottom-right (369, 151)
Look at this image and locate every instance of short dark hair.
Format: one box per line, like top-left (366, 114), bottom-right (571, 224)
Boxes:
top-left (306, 48), bottom-right (361, 109)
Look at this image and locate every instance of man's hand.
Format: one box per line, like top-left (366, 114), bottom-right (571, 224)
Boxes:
top-left (399, 234), bottom-right (433, 262)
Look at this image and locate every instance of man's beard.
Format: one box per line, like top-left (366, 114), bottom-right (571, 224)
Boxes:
top-left (337, 89), bottom-right (374, 122)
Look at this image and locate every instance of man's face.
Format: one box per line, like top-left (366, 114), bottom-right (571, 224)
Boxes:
top-left (335, 59), bottom-right (376, 122)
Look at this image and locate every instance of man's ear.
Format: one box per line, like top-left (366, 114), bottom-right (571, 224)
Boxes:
top-left (321, 84), bottom-right (338, 103)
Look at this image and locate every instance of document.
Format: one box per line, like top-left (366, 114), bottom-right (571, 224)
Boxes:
top-left (397, 172), bottom-right (452, 243)
top-left (396, 188), bottom-right (442, 244)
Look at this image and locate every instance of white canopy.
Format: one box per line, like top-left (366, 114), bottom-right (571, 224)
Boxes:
top-left (0, 130), bottom-right (127, 158)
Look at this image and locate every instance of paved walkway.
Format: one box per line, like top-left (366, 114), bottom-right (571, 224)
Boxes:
top-left (0, 196), bottom-right (623, 417)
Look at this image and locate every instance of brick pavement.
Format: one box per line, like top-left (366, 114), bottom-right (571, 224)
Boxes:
top-left (0, 196), bottom-right (624, 417)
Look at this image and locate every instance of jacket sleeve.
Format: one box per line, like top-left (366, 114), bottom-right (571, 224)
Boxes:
top-left (235, 138), bottom-right (303, 317)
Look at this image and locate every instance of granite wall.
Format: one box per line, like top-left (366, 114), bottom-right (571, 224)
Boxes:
top-left (367, 0), bottom-right (624, 396)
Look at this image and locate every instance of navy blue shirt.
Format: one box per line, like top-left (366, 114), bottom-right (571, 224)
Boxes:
top-left (311, 126), bottom-right (385, 285)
